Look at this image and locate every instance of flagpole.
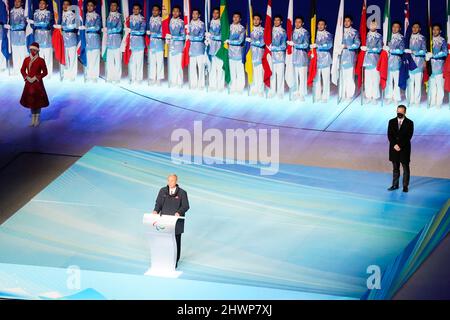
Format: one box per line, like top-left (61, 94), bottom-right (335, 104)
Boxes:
top-left (204, 0), bottom-right (210, 93)
top-left (361, 66), bottom-right (365, 106)
top-left (427, 0), bottom-right (431, 109)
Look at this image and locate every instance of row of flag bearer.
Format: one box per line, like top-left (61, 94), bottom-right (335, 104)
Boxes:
top-left (1, 0), bottom-right (450, 107)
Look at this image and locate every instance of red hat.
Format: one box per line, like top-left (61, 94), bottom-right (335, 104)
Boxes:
top-left (29, 42), bottom-right (40, 51)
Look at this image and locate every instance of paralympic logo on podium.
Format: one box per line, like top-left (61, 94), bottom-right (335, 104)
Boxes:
top-left (152, 221), bottom-right (166, 232)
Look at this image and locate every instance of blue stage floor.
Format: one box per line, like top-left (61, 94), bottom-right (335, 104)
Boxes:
top-left (0, 147), bottom-right (449, 299)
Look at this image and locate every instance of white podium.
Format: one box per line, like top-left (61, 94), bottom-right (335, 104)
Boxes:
top-left (142, 213), bottom-right (183, 278)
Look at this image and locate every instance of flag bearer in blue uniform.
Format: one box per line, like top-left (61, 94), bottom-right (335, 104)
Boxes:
top-left (406, 22), bottom-right (426, 106)
top-left (288, 17), bottom-right (309, 101)
top-left (147, 4), bottom-right (164, 85)
top-left (32, 0), bottom-right (53, 77)
top-left (188, 9), bottom-right (206, 90)
top-left (128, 3), bottom-right (146, 84)
top-left (84, 0), bottom-right (101, 82)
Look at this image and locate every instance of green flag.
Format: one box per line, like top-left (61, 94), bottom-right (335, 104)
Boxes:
top-left (382, 0), bottom-right (391, 45)
top-left (215, 0), bottom-right (231, 84)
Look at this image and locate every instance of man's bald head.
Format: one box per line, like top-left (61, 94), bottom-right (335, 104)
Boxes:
top-left (167, 174), bottom-right (178, 188)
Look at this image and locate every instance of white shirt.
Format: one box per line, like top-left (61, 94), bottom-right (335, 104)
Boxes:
top-left (398, 117), bottom-right (404, 129)
top-left (169, 187), bottom-right (177, 195)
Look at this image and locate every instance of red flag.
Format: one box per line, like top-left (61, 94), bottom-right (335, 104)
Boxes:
top-left (262, 0), bottom-right (272, 88)
top-left (51, 0), bottom-right (65, 65)
top-left (377, 49), bottom-right (389, 90)
top-left (181, 0), bottom-right (190, 69)
top-left (444, 45), bottom-right (450, 92)
top-left (52, 28), bottom-right (66, 65)
top-left (355, 0), bottom-right (367, 89)
top-left (123, 16), bottom-right (132, 65)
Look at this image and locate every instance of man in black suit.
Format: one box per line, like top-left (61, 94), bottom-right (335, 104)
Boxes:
top-left (152, 174), bottom-right (190, 268)
top-left (387, 105), bottom-right (414, 192)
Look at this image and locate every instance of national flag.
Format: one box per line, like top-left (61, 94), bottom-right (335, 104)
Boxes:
top-left (424, 0), bottom-right (432, 85)
top-left (404, 0), bottom-right (410, 36)
top-left (77, 0), bottom-right (87, 66)
top-left (51, 0), bottom-right (65, 65)
top-left (262, 0), bottom-right (272, 88)
top-left (0, 0), bottom-right (11, 61)
top-left (377, 0), bottom-right (391, 90)
top-left (120, 0), bottom-right (131, 65)
top-left (24, 0), bottom-right (34, 50)
top-left (101, 0), bottom-right (109, 60)
top-left (382, 0), bottom-right (391, 45)
top-left (161, 0), bottom-right (170, 57)
top-left (204, 0), bottom-right (211, 71)
top-left (285, 0), bottom-right (294, 88)
top-left (181, 0), bottom-right (190, 69)
top-left (143, 0), bottom-right (150, 49)
top-left (355, 0), bottom-right (367, 89)
top-left (331, 0), bottom-right (344, 86)
top-left (307, 0), bottom-right (317, 87)
top-left (444, 0), bottom-right (450, 92)
top-left (215, 0), bottom-right (230, 84)
top-left (243, 0), bottom-right (253, 84)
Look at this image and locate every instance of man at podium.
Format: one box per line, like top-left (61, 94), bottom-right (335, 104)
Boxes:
top-left (152, 174), bottom-right (190, 268)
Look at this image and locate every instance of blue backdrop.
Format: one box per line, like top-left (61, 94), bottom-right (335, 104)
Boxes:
top-left (14, 0), bottom-right (450, 37)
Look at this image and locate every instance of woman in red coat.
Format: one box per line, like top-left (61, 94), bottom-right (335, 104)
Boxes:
top-left (20, 42), bottom-right (49, 127)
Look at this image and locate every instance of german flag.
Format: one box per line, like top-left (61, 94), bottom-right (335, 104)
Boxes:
top-left (307, 0), bottom-right (317, 87)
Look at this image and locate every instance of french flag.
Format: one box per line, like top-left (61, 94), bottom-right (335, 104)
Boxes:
top-left (262, 0), bottom-right (272, 88)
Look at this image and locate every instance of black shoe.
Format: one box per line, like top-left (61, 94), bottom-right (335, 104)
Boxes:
top-left (388, 186), bottom-right (399, 191)
top-left (403, 187), bottom-right (409, 193)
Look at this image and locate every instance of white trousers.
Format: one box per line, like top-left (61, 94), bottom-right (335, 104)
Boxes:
top-left (169, 53), bottom-right (183, 87)
top-left (129, 50), bottom-right (144, 83)
top-left (11, 45), bottom-right (27, 76)
top-left (229, 59), bottom-right (245, 92)
top-left (429, 74), bottom-right (445, 107)
top-left (407, 72), bottom-right (423, 105)
top-left (270, 62), bottom-right (285, 97)
top-left (385, 70), bottom-right (401, 102)
top-left (148, 50), bottom-right (164, 81)
top-left (189, 55), bottom-right (206, 89)
top-left (106, 48), bottom-right (122, 82)
top-left (250, 63), bottom-right (264, 95)
top-left (209, 56), bottom-right (224, 91)
top-left (340, 67), bottom-right (355, 99)
top-left (313, 66), bottom-right (330, 101)
top-left (365, 68), bottom-right (380, 99)
top-left (294, 66), bottom-right (308, 98)
top-left (85, 49), bottom-right (100, 81)
top-left (0, 40), bottom-right (6, 71)
top-left (40, 47), bottom-right (53, 78)
top-left (62, 46), bottom-right (78, 80)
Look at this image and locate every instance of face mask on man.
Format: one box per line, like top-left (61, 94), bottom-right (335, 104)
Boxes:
top-left (397, 113), bottom-right (405, 119)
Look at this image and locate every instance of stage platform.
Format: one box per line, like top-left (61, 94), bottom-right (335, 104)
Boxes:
top-left (0, 147), bottom-right (449, 300)
top-left (1, 76), bottom-right (450, 179)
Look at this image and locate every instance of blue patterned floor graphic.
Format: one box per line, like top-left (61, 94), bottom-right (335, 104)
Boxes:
top-left (0, 146), bottom-right (449, 300)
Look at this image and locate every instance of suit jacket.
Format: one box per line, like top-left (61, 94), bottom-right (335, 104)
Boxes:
top-left (387, 117), bottom-right (414, 163)
top-left (153, 185), bottom-right (190, 234)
